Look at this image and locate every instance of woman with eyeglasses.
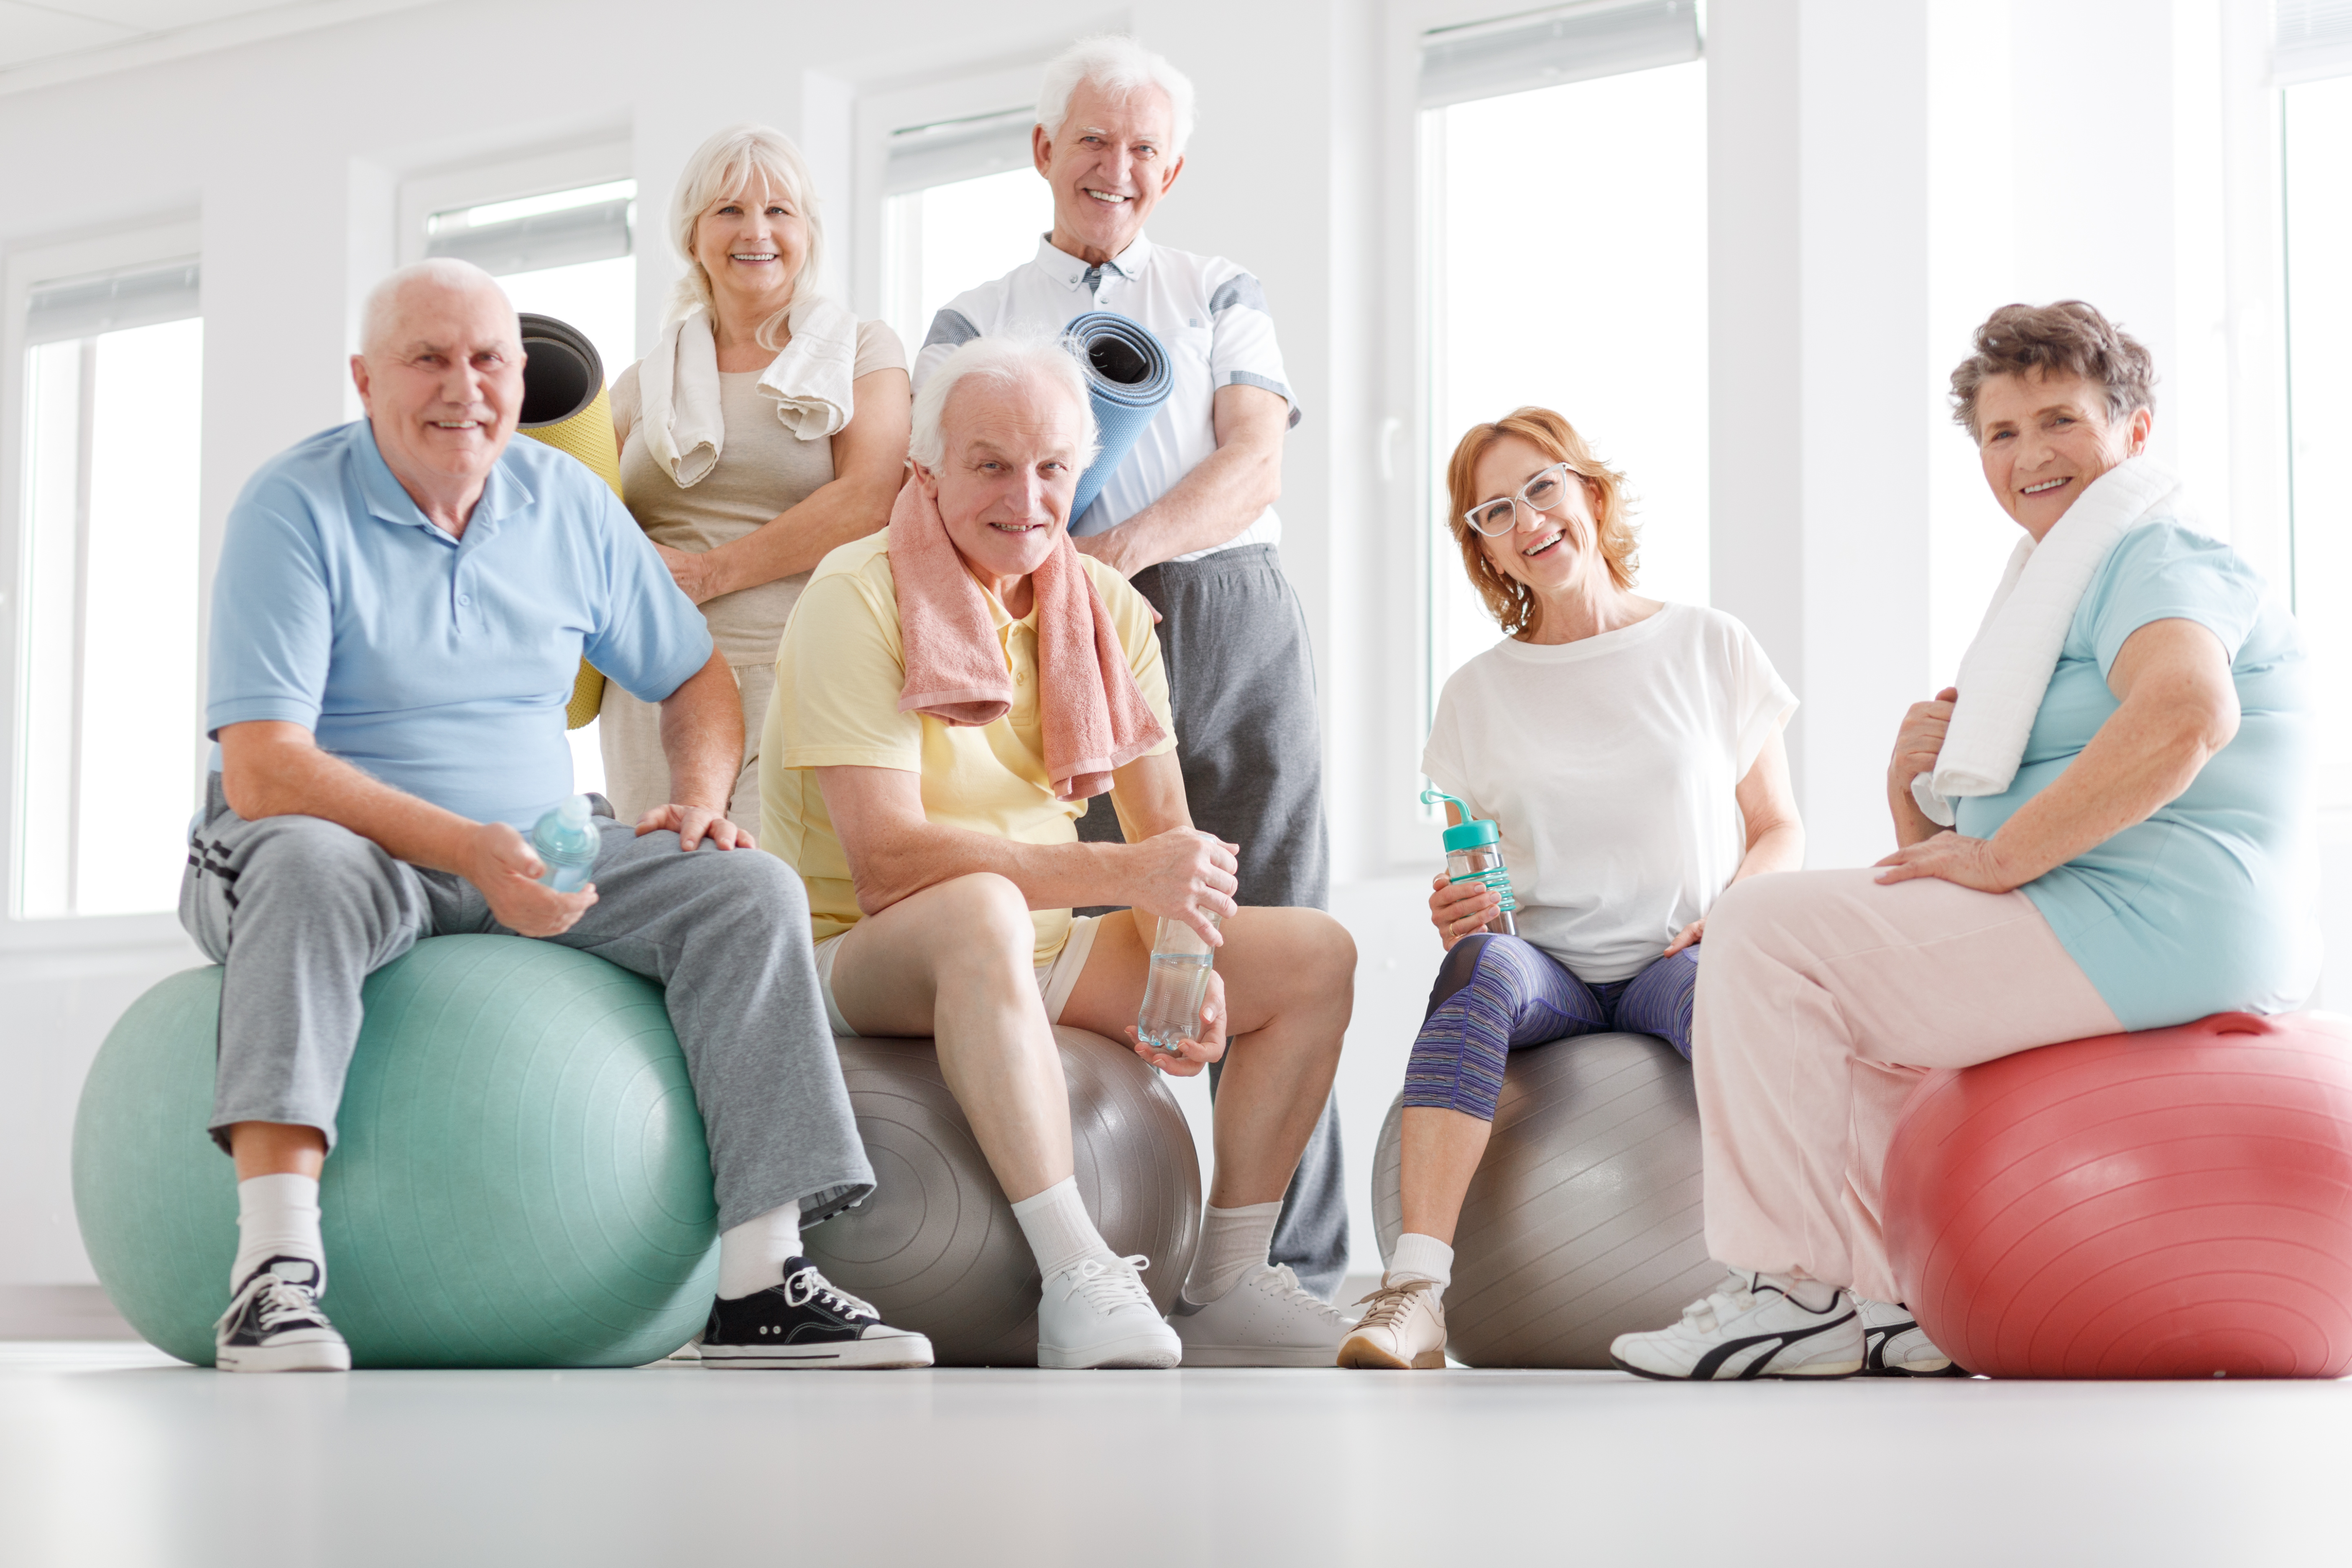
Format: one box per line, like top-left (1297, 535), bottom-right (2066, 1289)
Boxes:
top-left (1338, 406), bottom-right (1803, 1371)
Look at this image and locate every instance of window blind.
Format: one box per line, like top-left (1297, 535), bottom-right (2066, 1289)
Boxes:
top-left (884, 107), bottom-right (1037, 197)
top-left (2276, 0), bottom-right (2352, 85)
top-left (427, 196), bottom-right (632, 278)
top-left (1420, 0), bottom-right (1701, 110)
top-left (26, 258), bottom-right (201, 346)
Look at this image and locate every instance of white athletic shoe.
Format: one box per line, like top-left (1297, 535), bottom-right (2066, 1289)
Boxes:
top-left (1169, 1263), bottom-right (1351, 1367)
top-left (1037, 1254), bottom-right (1182, 1370)
top-left (1857, 1297), bottom-right (1968, 1376)
top-left (1336, 1277), bottom-right (1448, 1370)
top-left (1609, 1270), bottom-right (1864, 1381)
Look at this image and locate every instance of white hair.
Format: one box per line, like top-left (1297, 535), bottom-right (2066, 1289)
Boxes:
top-left (666, 123), bottom-right (827, 350)
top-left (909, 333), bottom-right (1101, 472)
top-left (1037, 34), bottom-right (1197, 157)
top-left (360, 258), bottom-right (516, 354)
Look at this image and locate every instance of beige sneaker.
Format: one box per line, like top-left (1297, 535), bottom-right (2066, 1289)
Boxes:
top-left (1336, 1277), bottom-right (1447, 1369)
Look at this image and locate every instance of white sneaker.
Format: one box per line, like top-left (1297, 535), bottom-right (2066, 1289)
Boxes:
top-left (1336, 1277), bottom-right (1448, 1370)
top-left (1857, 1297), bottom-right (1968, 1376)
top-left (1037, 1254), bottom-right (1182, 1370)
top-left (1170, 1263), bottom-right (1350, 1367)
top-left (1609, 1269), bottom-right (1864, 1381)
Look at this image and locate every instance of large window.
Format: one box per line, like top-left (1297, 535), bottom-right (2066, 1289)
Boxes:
top-left (13, 257), bottom-right (204, 917)
top-left (878, 108), bottom-right (1056, 354)
top-left (1420, 2), bottom-right (1707, 713)
top-left (2286, 73), bottom-right (2352, 807)
top-left (415, 167), bottom-right (639, 797)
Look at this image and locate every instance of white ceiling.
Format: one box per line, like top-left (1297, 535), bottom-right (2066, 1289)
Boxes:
top-left (0, 0), bottom-right (436, 82)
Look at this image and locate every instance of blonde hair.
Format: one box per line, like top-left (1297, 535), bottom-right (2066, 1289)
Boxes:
top-left (1443, 407), bottom-right (1639, 640)
top-left (666, 124), bottom-right (825, 351)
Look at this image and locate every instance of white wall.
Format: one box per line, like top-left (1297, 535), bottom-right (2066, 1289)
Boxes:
top-left (0, 0), bottom-right (2312, 1320)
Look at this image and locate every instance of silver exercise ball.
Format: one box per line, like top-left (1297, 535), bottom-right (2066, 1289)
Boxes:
top-left (804, 1026), bottom-right (1201, 1365)
top-left (1373, 1031), bottom-right (1720, 1368)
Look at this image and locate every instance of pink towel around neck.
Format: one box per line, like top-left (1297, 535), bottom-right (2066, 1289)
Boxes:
top-left (888, 476), bottom-right (1168, 801)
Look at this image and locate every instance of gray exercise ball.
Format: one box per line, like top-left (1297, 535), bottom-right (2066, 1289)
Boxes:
top-left (1372, 1031), bottom-right (1720, 1368)
top-left (803, 1026), bottom-right (1200, 1365)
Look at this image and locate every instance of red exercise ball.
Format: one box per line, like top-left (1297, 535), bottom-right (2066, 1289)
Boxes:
top-left (1883, 1011), bottom-right (2352, 1379)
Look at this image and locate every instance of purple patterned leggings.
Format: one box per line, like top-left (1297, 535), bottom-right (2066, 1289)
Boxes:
top-left (1401, 933), bottom-right (1698, 1122)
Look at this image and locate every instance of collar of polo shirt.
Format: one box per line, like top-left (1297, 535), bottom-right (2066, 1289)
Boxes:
top-left (354, 419), bottom-right (532, 544)
top-left (1035, 231), bottom-right (1154, 289)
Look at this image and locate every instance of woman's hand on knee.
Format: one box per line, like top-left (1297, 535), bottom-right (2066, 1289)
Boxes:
top-left (1872, 830), bottom-right (2020, 893)
top-left (1662, 917), bottom-right (1705, 957)
top-left (1428, 870), bottom-right (1499, 950)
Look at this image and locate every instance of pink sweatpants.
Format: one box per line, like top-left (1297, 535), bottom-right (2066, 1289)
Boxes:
top-left (1694, 868), bottom-right (2121, 1302)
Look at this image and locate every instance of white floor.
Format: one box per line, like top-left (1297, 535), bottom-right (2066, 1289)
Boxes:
top-left (3, 1343), bottom-right (2347, 1566)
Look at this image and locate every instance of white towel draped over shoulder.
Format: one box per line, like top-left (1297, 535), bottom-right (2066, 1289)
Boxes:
top-left (636, 294), bottom-right (862, 488)
top-left (1912, 456), bottom-right (2189, 827)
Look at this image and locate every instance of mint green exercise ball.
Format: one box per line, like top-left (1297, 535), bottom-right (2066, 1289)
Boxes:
top-left (72, 935), bottom-right (720, 1368)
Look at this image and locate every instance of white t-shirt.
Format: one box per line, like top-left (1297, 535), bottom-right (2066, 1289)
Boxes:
top-left (1421, 603), bottom-right (1797, 983)
top-left (913, 233), bottom-right (1300, 560)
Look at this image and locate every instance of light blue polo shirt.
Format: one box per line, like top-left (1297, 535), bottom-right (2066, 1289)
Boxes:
top-left (1956, 521), bottom-right (2318, 1029)
top-left (206, 420), bottom-right (711, 828)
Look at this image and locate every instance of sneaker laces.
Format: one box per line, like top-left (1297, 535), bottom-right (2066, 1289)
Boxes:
top-left (782, 1264), bottom-right (878, 1322)
top-left (1066, 1254), bottom-right (1155, 1313)
top-left (254, 1274), bottom-right (327, 1333)
top-left (1257, 1264), bottom-right (1348, 1324)
top-left (1351, 1278), bottom-right (1435, 1332)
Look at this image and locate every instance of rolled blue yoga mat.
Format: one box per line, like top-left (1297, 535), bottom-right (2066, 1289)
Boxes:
top-left (1062, 312), bottom-right (1172, 534)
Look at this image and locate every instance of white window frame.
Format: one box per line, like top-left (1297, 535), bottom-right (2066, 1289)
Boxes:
top-left (849, 63), bottom-right (1049, 330)
top-left (0, 219), bottom-right (205, 948)
top-left (1379, 0), bottom-right (1705, 853)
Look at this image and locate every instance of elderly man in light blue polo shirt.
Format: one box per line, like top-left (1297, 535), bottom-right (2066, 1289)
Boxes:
top-left (180, 258), bottom-right (928, 1374)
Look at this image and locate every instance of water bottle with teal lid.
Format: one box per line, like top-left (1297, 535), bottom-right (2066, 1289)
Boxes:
top-left (1423, 787), bottom-right (1517, 938)
top-left (530, 794), bottom-right (600, 893)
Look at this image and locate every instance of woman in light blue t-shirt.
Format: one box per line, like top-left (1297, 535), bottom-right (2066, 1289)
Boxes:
top-left (1607, 300), bottom-right (2316, 1384)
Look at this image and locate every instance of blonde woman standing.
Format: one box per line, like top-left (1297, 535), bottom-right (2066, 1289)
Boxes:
top-left (603, 124), bottom-right (912, 825)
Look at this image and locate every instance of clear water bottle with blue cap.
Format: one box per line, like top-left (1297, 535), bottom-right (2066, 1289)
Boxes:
top-left (1423, 787), bottom-right (1517, 938)
top-left (530, 794), bottom-right (600, 892)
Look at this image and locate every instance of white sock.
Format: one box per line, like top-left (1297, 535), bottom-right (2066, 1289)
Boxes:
top-left (1183, 1200), bottom-right (1282, 1304)
top-left (1387, 1232), bottom-right (1455, 1296)
top-left (231, 1173), bottom-right (324, 1295)
top-left (1010, 1177), bottom-right (1115, 1280)
top-left (717, 1203), bottom-right (804, 1299)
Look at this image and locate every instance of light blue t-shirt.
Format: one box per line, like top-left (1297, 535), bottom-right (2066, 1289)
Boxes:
top-left (206, 421), bottom-right (712, 828)
top-left (1956, 521), bottom-right (2318, 1029)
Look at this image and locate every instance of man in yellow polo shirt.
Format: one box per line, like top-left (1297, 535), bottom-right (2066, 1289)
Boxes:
top-left (761, 333), bottom-right (1356, 1370)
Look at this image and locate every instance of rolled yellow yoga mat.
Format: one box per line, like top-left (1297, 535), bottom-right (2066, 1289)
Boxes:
top-left (513, 312), bottom-right (620, 730)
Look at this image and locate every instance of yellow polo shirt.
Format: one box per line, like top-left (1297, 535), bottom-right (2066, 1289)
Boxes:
top-left (760, 531), bottom-right (1175, 964)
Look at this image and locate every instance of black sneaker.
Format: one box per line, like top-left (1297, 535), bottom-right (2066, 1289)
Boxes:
top-left (214, 1256), bottom-right (351, 1373)
top-left (698, 1257), bottom-right (933, 1369)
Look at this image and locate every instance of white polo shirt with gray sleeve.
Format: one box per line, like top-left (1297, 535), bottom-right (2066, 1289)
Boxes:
top-left (913, 233), bottom-right (1301, 561)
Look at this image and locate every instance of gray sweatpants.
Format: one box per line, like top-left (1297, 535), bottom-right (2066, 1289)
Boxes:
top-left (180, 776), bottom-right (873, 1232)
top-left (1077, 544), bottom-right (1349, 1297)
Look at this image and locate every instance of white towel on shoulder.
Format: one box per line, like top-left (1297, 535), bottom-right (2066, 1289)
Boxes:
top-left (1912, 456), bottom-right (2187, 827)
top-left (636, 295), bottom-right (862, 488)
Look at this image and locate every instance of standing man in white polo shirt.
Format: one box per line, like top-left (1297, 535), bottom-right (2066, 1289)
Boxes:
top-left (913, 33), bottom-right (1346, 1301)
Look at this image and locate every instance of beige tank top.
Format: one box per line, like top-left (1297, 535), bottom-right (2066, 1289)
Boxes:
top-left (609, 317), bottom-right (907, 667)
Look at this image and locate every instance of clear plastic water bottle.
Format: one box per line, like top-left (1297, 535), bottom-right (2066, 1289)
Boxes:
top-left (1136, 912), bottom-right (1222, 1053)
top-left (530, 794), bottom-right (600, 892)
top-left (1425, 788), bottom-right (1517, 938)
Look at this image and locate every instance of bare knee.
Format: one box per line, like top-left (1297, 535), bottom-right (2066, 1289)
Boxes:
top-left (919, 874), bottom-right (1036, 983)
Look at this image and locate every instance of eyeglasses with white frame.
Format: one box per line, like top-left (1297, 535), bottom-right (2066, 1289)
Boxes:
top-left (1464, 462), bottom-right (1578, 538)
